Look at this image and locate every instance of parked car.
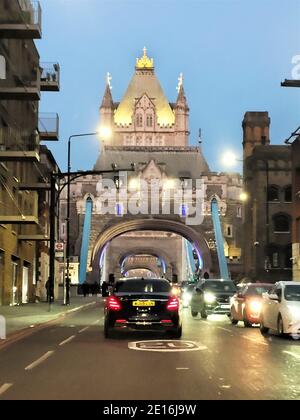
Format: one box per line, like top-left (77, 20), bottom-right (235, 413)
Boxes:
top-left (190, 279), bottom-right (237, 319)
top-left (104, 277), bottom-right (182, 338)
top-left (260, 282), bottom-right (300, 336)
top-left (230, 283), bottom-right (273, 327)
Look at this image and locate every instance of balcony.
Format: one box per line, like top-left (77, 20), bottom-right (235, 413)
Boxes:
top-left (39, 113), bottom-right (59, 141)
top-left (40, 63), bottom-right (60, 92)
top-left (0, 1), bottom-right (42, 39)
top-left (0, 84), bottom-right (40, 101)
top-left (0, 127), bottom-right (40, 162)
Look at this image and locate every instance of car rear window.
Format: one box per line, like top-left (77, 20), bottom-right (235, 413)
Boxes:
top-left (114, 279), bottom-right (171, 293)
top-left (246, 285), bottom-right (273, 296)
top-left (285, 285), bottom-right (300, 302)
top-left (203, 281), bottom-right (236, 293)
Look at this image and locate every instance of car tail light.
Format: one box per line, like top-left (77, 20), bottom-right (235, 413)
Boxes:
top-left (107, 296), bottom-right (122, 311)
top-left (161, 319), bottom-right (172, 324)
top-left (116, 319), bottom-right (127, 324)
top-left (167, 296), bottom-right (179, 311)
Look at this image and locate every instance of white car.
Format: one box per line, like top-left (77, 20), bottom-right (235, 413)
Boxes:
top-left (260, 282), bottom-right (300, 336)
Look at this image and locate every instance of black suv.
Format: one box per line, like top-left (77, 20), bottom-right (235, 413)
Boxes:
top-left (190, 279), bottom-right (236, 319)
top-left (104, 278), bottom-right (182, 338)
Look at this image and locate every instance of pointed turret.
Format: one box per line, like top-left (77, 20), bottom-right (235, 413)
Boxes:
top-left (100, 83), bottom-right (114, 110)
top-left (99, 73), bottom-right (114, 136)
top-left (175, 74), bottom-right (189, 146)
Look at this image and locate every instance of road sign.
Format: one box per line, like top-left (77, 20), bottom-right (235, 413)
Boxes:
top-left (55, 242), bottom-right (64, 258)
top-left (128, 340), bottom-right (207, 352)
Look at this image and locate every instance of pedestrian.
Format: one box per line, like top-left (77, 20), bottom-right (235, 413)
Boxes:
top-left (45, 278), bottom-right (50, 302)
top-left (82, 282), bottom-right (88, 298)
top-left (101, 280), bottom-right (109, 297)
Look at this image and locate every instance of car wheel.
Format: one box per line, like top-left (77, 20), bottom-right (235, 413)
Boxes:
top-left (277, 315), bottom-right (285, 337)
top-left (230, 312), bottom-right (238, 325)
top-left (260, 318), bottom-right (269, 336)
top-left (191, 309), bottom-right (198, 318)
top-left (243, 312), bottom-right (252, 328)
top-left (170, 326), bottom-right (182, 339)
top-left (201, 309), bottom-right (208, 319)
top-left (104, 321), bottom-right (113, 339)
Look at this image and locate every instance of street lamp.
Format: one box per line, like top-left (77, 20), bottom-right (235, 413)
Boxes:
top-left (221, 151), bottom-right (242, 167)
top-left (66, 128), bottom-right (112, 305)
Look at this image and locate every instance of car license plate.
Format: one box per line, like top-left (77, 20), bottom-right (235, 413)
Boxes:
top-left (133, 300), bottom-right (155, 307)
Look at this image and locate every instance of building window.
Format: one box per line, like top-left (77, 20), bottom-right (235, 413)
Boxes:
top-left (115, 203), bottom-right (123, 217)
top-left (284, 185), bottom-right (292, 203)
top-left (0, 55), bottom-right (6, 80)
top-left (225, 224), bottom-right (233, 238)
top-left (273, 213), bottom-right (290, 233)
top-left (284, 244), bottom-right (292, 269)
top-left (146, 114), bottom-right (153, 127)
top-left (237, 206), bottom-right (242, 218)
top-left (136, 114), bottom-right (143, 128)
top-left (267, 185), bottom-right (279, 202)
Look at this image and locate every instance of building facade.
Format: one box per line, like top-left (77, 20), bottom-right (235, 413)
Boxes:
top-left (0, 0), bottom-right (60, 305)
top-left (61, 49), bottom-right (244, 285)
top-left (243, 112), bottom-right (293, 282)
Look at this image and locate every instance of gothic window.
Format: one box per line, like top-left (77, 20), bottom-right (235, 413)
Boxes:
top-left (136, 136), bottom-right (142, 146)
top-left (136, 113), bottom-right (143, 128)
top-left (225, 224), bottom-right (233, 238)
top-left (267, 185), bottom-right (279, 202)
top-left (237, 206), bottom-right (242, 218)
top-left (284, 185), bottom-right (292, 203)
top-left (273, 213), bottom-right (290, 233)
top-left (146, 114), bottom-right (153, 127)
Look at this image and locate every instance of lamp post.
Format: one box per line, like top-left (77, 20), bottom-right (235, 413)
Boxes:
top-left (66, 129), bottom-right (112, 305)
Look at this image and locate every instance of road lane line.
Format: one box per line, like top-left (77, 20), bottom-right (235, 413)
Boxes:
top-left (0, 383), bottom-right (13, 397)
top-left (217, 327), bottom-right (232, 333)
top-left (242, 335), bottom-right (268, 346)
top-left (92, 318), bottom-right (102, 325)
top-left (79, 326), bottom-right (90, 334)
top-left (176, 368), bottom-right (190, 370)
top-left (283, 351), bottom-right (300, 361)
top-left (25, 351), bottom-right (54, 371)
top-left (59, 335), bottom-right (76, 346)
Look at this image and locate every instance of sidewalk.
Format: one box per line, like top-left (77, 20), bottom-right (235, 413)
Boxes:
top-left (0, 295), bottom-right (100, 338)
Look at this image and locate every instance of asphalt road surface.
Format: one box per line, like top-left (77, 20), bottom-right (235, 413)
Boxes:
top-left (0, 300), bottom-right (300, 400)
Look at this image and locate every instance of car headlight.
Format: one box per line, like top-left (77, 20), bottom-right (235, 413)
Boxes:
top-left (249, 300), bottom-right (262, 313)
top-left (204, 292), bottom-right (216, 304)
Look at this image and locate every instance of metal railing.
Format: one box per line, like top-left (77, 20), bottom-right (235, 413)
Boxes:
top-left (0, 127), bottom-right (39, 151)
top-left (38, 113), bottom-right (59, 138)
top-left (3, 1), bottom-right (42, 28)
top-left (40, 63), bottom-right (60, 85)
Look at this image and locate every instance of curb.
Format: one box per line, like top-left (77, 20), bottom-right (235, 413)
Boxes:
top-left (0, 301), bottom-right (99, 351)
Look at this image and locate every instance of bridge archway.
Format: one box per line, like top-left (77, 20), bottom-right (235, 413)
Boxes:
top-left (90, 218), bottom-right (212, 282)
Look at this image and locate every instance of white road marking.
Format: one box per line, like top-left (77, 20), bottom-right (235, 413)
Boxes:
top-left (242, 335), bottom-right (268, 346)
top-left (176, 368), bottom-right (190, 370)
top-left (283, 351), bottom-right (300, 361)
top-left (92, 319), bottom-right (101, 325)
top-left (25, 351), bottom-right (54, 371)
top-left (78, 326), bottom-right (90, 334)
top-left (217, 327), bottom-right (232, 333)
top-left (59, 335), bottom-right (76, 346)
top-left (0, 383), bottom-right (13, 396)
top-left (128, 340), bottom-right (207, 352)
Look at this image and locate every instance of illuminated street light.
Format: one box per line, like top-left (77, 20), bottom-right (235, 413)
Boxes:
top-left (98, 125), bottom-right (112, 141)
top-left (240, 192), bottom-right (249, 202)
top-left (221, 151), bottom-right (242, 167)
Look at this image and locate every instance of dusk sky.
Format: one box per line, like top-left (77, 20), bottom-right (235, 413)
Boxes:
top-left (37, 0), bottom-right (300, 173)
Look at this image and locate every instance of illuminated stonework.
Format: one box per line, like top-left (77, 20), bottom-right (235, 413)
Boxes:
top-left (136, 47), bottom-right (154, 69)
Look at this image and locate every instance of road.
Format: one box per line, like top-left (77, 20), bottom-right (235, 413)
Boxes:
top-left (0, 300), bottom-right (300, 400)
